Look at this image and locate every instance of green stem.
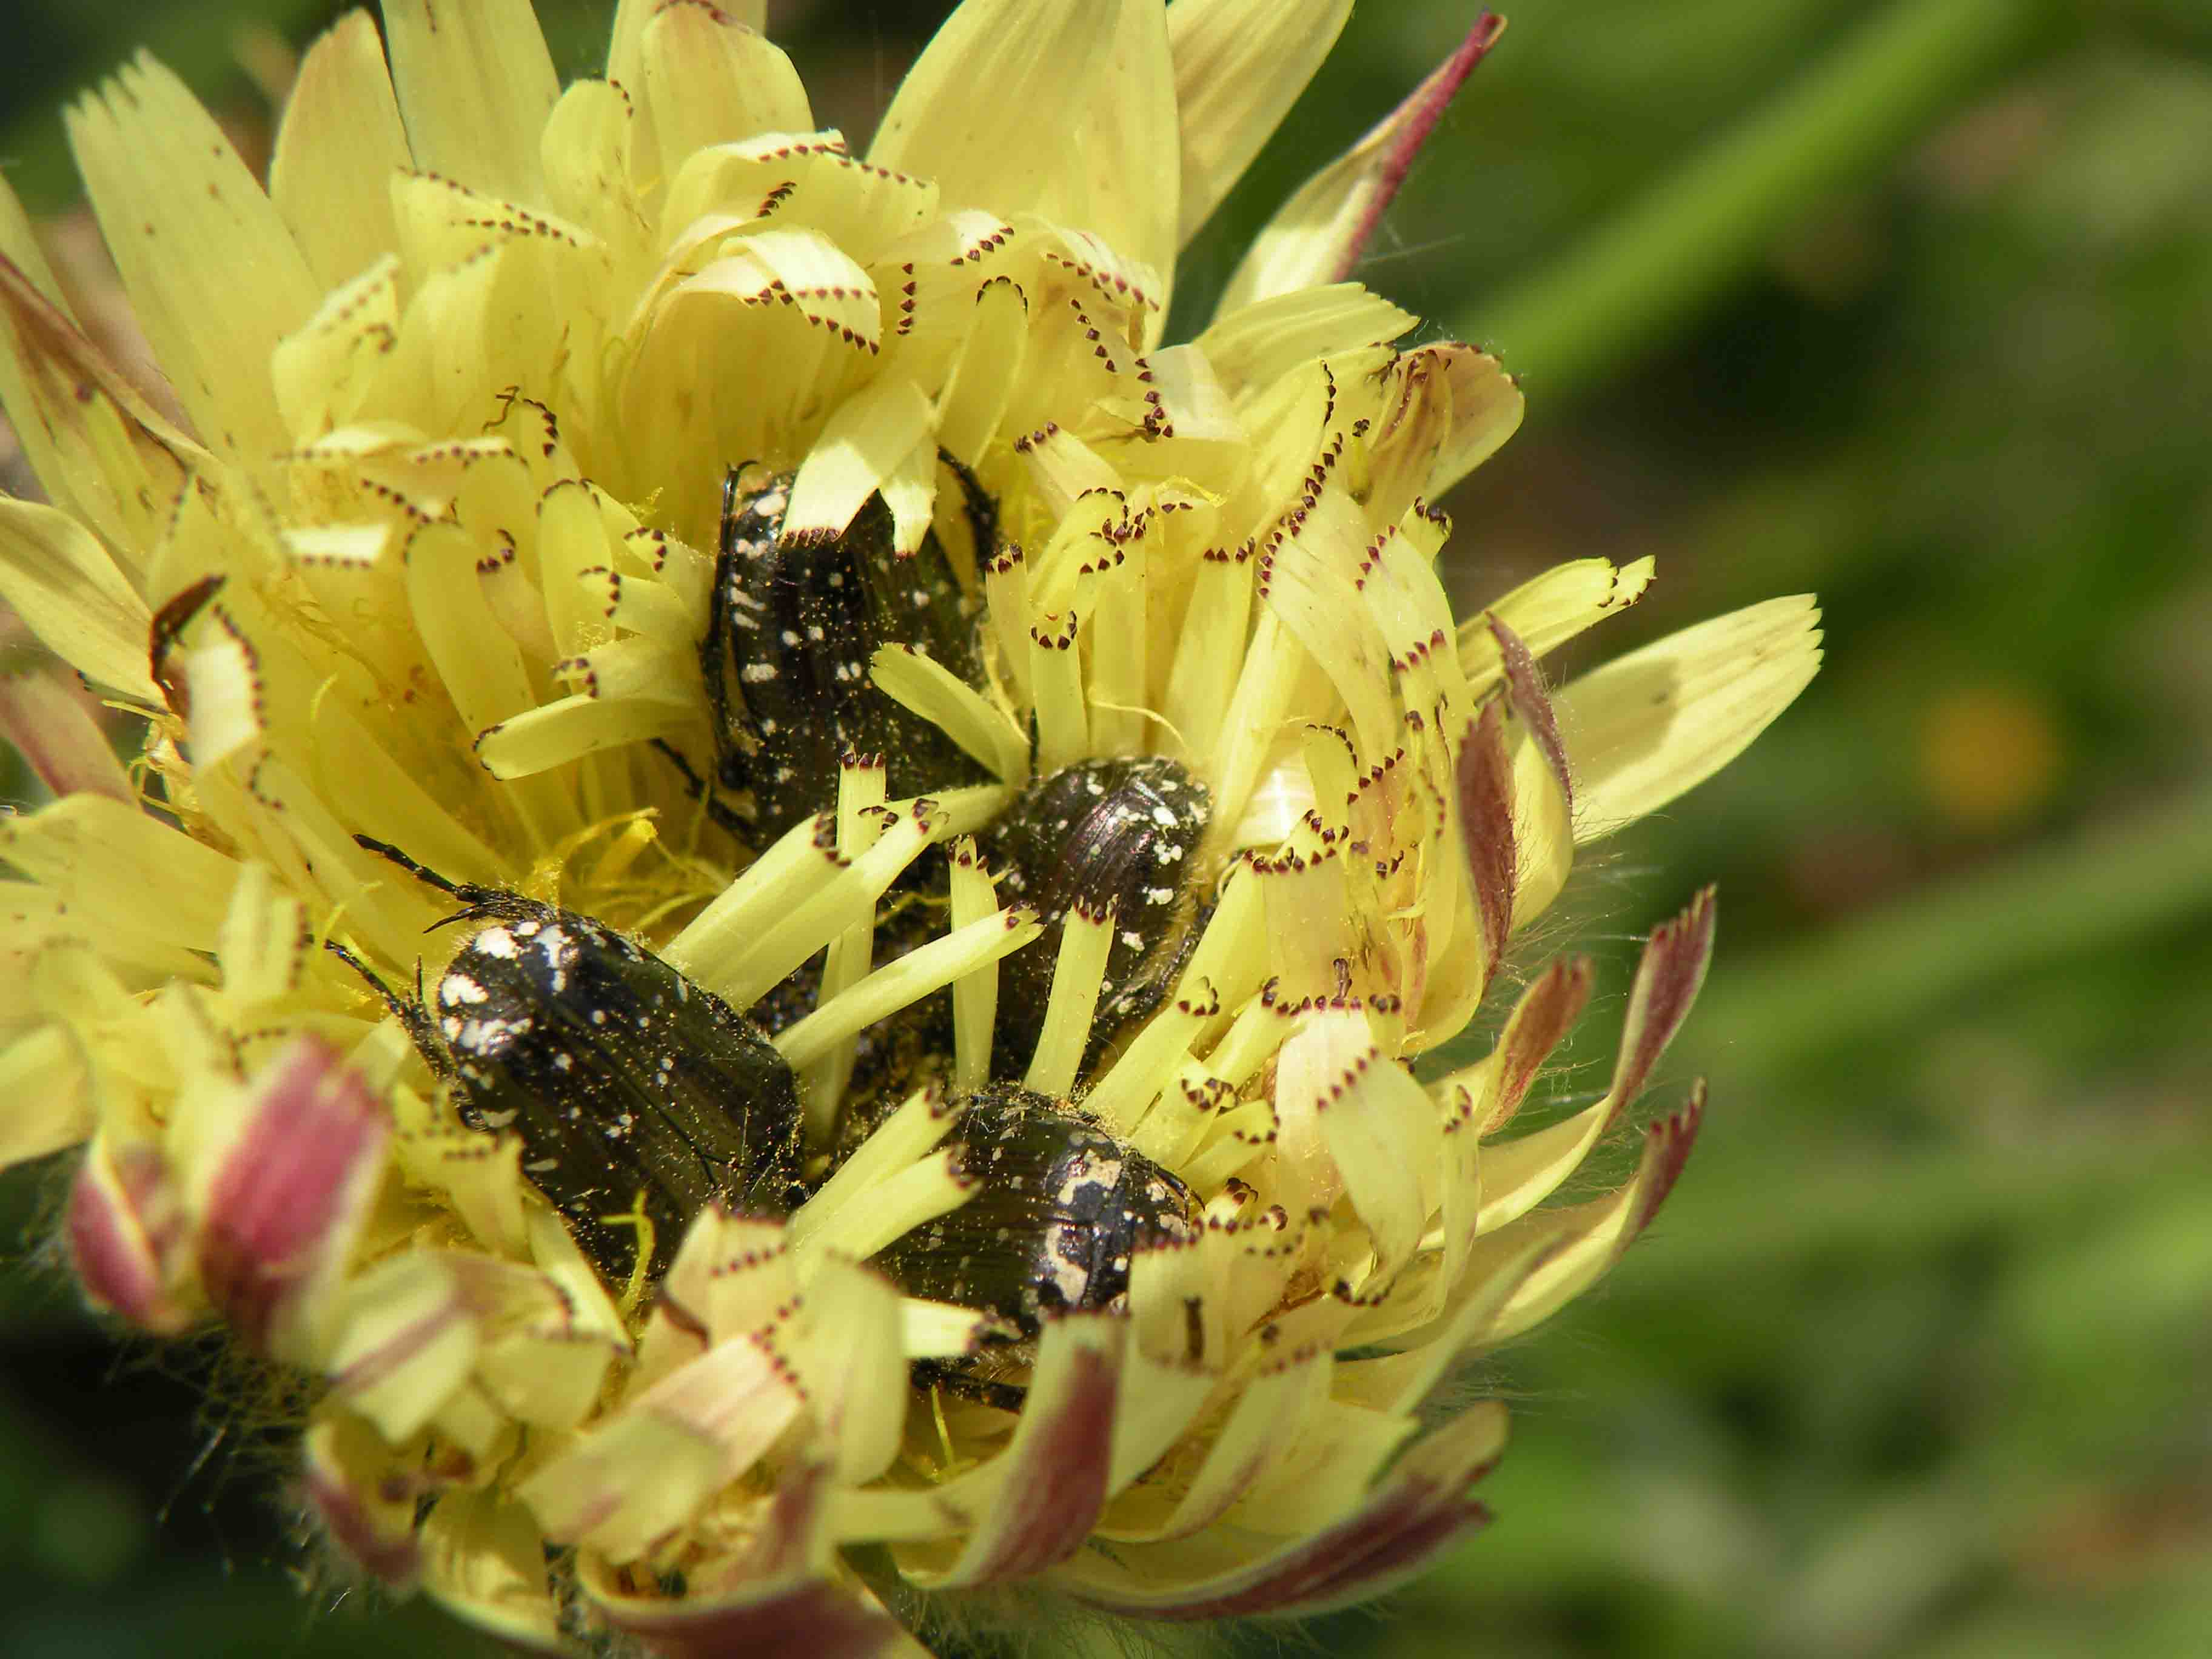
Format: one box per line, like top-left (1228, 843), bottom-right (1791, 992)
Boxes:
top-left (1686, 782), bottom-right (2212, 1082)
top-left (1462, 0), bottom-right (2068, 399)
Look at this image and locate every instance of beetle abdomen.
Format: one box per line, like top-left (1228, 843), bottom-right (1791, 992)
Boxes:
top-left (983, 756), bottom-right (1212, 1076)
top-left (871, 1085), bottom-right (1201, 1337)
top-left (405, 888), bottom-right (805, 1282)
top-left (702, 464), bottom-right (990, 845)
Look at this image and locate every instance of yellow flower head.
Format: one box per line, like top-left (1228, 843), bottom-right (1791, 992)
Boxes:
top-left (0, 2), bottom-right (1820, 1651)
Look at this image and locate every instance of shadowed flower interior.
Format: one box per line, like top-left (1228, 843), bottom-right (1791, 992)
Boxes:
top-left (0, 2), bottom-right (1819, 1654)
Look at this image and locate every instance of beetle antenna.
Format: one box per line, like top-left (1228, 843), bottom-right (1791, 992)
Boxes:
top-left (352, 834), bottom-right (465, 897)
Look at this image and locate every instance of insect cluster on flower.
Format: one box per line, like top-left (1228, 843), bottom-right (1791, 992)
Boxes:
top-left (330, 466), bottom-right (1212, 1395)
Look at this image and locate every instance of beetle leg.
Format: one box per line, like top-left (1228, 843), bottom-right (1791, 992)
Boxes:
top-left (650, 737), bottom-right (756, 841)
top-left (323, 936), bottom-right (447, 1074)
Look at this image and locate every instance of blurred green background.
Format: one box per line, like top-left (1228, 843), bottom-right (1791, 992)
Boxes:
top-left (3, 1), bottom-right (2208, 1656)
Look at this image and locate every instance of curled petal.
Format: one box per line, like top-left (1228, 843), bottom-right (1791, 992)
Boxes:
top-left (326, 1253), bottom-right (479, 1446)
top-left (582, 1465), bottom-right (920, 1659)
top-left (1454, 700), bottom-right (1515, 983)
top-left (1364, 342), bottom-right (1524, 511)
top-left (1470, 890), bottom-right (1715, 1244)
top-left (302, 1411), bottom-right (421, 1590)
top-left (586, 1562), bottom-right (915, 1659)
top-left (1474, 1083), bottom-right (1709, 1348)
top-left (895, 1315), bottom-right (1125, 1587)
top-left (1608, 887), bottom-right (1718, 1118)
top-left (0, 1027), bottom-right (93, 1167)
top-left (198, 1038), bottom-right (391, 1361)
top-left (67, 1136), bottom-right (192, 1335)
top-left (1487, 614), bottom-right (1574, 817)
top-left (1058, 1400), bottom-right (1508, 1618)
top-left (634, 3), bottom-right (811, 189)
top-left (0, 670), bottom-right (132, 803)
top-left (417, 1489), bottom-right (563, 1651)
top-left (518, 1332), bottom-right (806, 1563)
top-left (0, 498), bottom-right (158, 701)
top-left (0, 250), bottom-right (206, 568)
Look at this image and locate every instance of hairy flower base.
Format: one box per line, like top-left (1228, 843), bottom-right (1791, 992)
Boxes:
top-left (0, 1), bottom-right (1819, 1651)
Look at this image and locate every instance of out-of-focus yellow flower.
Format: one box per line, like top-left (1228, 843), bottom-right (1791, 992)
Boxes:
top-left (0, 2), bottom-right (1819, 1652)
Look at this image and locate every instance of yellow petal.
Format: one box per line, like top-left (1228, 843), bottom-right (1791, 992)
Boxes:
top-left (782, 378), bottom-right (934, 545)
top-left (789, 1084), bottom-right (959, 1253)
top-left (475, 691), bottom-right (692, 777)
top-left (270, 256), bottom-right (403, 441)
top-left (1364, 344), bottom-right (1523, 517)
top-left (1333, 1235), bottom-right (1562, 1415)
top-left (1095, 1352), bottom-right (1327, 1544)
top-left (326, 1252), bottom-right (478, 1442)
top-left (607, 0), bottom-right (769, 95)
top-left (0, 173), bottom-right (64, 304)
top-left (789, 1256), bottom-right (908, 1485)
top-left (1561, 595), bottom-right (1823, 839)
top-left (1218, 1400), bottom-right (1419, 1537)
top-left (1053, 1396), bottom-right (1507, 1617)
top-left (1169, 0), bottom-right (1352, 245)
top-left (1321, 1034), bottom-right (1445, 1277)
top-left (301, 1410), bottom-right (421, 1589)
top-left (870, 645), bottom-right (1030, 783)
top-left (1197, 282), bottom-right (1416, 401)
top-left (269, 11), bottom-right (410, 288)
top-left (520, 1333), bottom-right (803, 1562)
top-left (1473, 1087), bottom-right (1706, 1347)
top-left (897, 1315), bottom-right (1127, 1586)
top-left (577, 1521), bottom-right (914, 1659)
top-left (773, 903), bottom-right (1042, 1073)
top-left (674, 806), bottom-right (943, 1009)
top-left (1477, 898), bottom-right (1716, 1247)
top-left (1259, 489), bottom-right (1399, 765)
top-left (1416, 343), bottom-right (1525, 499)
top-left (1022, 900), bottom-right (1114, 1097)
top-left (636, 3), bottom-right (810, 192)
top-left (1457, 554), bottom-right (1655, 672)
top-left (417, 1489), bottom-right (561, 1648)
top-left (1, 793), bottom-right (240, 954)
top-left (934, 274), bottom-right (1029, 464)
top-left (1218, 18), bottom-right (1504, 315)
top-left (870, 0), bottom-right (1179, 323)
top-left (0, 252), bottom-right (207, 572)
top-left (67, 56), bottom-right (320, 470)
top-left (0, 1027), bottom-right (91, 1166)
top-left (807, 1150), bottom-right (971, 1275)
top-left (381, 0), bottom-right (559, 209)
